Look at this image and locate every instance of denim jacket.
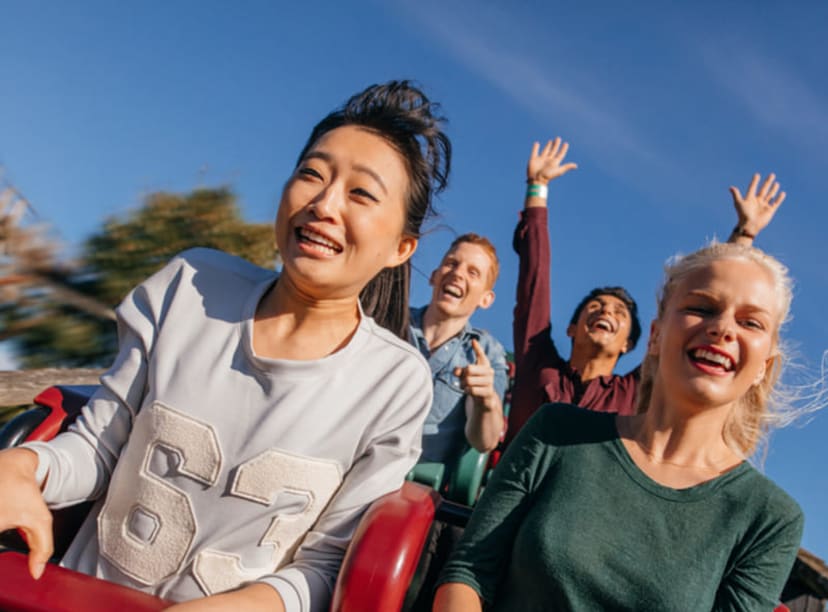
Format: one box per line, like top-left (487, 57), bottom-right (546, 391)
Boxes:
top-left (408, 306), bottom-right (509, 465)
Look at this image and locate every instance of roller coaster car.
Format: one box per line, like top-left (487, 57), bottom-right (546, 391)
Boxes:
top-left (0, 386), bottom-right (792, 612)
top-left (0, 386), bottom-right (461, 612)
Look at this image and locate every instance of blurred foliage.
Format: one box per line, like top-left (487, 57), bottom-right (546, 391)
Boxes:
top-left (86, 187), bottom-right (275, 305)
top-left (2, 187), bottom-right (276, 368)
top-left (5, 293), bottom-right (118, 368)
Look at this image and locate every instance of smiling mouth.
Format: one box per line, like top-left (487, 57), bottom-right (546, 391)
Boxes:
top-left (296, 227), bottom-right (343, 255)
top-left (689, 347), bottom-right (734, 372)
top-left (590, 318), bottom-right (614, 333)
top-left (441, 284), bottom-right (464, 299)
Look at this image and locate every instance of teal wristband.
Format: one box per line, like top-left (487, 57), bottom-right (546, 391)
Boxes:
top-left (526, 183), bottom-right (548, 199)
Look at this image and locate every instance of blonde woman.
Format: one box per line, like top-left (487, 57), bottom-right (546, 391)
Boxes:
top-left (436, 240), bottom-right (803, 611)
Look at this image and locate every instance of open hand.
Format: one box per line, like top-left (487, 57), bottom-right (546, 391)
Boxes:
top-left (527, 138), bottom-right (578, 185)
top-left (730, 173), bottom-right (786, 238)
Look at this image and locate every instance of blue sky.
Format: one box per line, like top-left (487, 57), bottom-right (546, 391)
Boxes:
top-left (2, 1), bottom-right (827, 557)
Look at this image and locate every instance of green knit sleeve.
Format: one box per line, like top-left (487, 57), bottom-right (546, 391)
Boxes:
top-left (713, 491), bottom-right (804, 611)
top-left (436, 405), bottom-right (560, 603)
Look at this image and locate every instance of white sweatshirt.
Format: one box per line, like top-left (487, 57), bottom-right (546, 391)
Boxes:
top-left (24, 248), bottom-right (432, 611)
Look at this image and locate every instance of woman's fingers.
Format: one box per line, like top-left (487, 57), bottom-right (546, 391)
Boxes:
top-left (758, 173), bottom-right (776, 199)
top-left (746, 173), bottom-right (760, 197)
top-left (24, 521), bottom-right (54, 579)
top-left (0, 449), bottom-right (54, 579)
top-left (766, 181), bottom-right (780, 201)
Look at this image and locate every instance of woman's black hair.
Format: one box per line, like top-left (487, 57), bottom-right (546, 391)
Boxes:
top-left (296, 80), bottom-right (451, 338)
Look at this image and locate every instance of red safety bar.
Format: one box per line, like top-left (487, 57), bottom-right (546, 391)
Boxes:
top-left (0, 387), bottom-right (97, 557)
top-left (26, 386), bottom-right (96, 442)
top-left (0, 551), bottom-right (168, 612)
top-left (332, 481), bottom-right (440, 612)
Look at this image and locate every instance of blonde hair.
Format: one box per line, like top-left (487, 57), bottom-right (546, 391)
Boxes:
top-left (635, 242), bottom-right (794, 457)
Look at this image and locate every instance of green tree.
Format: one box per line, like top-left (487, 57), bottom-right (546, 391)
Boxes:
top-left (2, 187), bottom-right (276, 367)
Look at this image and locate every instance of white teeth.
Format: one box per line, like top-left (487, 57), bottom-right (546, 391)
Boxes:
top-left (593, 319), bottom-right (613, 332)
top-left (443, 285), bottom-right (463, 298)
top-left (298, 228), bottom-right (342, 253)
top-left (693, 348), bottom-right (733, 370)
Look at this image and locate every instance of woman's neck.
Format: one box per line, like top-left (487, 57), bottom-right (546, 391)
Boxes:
top-left (617, 386), bottom-right (743, 488)
top-left (252, 274), bottom-right (361, 361)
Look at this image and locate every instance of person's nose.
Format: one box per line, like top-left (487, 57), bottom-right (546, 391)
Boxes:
top-left (451, 265), bottom-right (468, 283)
top-left (309, 183), bottom-right (342, 220)
top-left (707, 314), bottom-right (735, 342)
top-left (596, 303), bottom-right (614, 320)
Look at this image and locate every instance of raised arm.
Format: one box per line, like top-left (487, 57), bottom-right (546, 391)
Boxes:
top-left (510, 139), bottom-right (577, 440)
top-left (728, 173), bottom-right (786, 245)
top-left (512, 138), bottom-right (578, 366)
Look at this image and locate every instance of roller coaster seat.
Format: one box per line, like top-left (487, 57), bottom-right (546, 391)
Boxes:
top-left (0, 385), bottom-right (450, 612)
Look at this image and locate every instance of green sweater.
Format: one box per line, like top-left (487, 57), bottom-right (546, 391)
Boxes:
top-left (439, 404), bottom-right (803, 611)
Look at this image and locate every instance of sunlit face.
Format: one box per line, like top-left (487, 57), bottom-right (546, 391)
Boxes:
top-left (649, 258), bottom-right (779, 410)
top-left (274, 126), bottom-right (417, 299)
top-left (567, 294), bottom-right (632, 356)
top-left (429, 242), bottom-right (496, 319)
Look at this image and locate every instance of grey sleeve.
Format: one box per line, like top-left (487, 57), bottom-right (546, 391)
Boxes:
top-left (257, 360), bottom-right (433, 612)
top-left (22, 261), bottom-right (176, 507)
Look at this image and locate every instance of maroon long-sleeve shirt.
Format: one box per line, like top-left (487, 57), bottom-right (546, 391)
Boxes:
top-left (508, 207), bottom-right (638, 444)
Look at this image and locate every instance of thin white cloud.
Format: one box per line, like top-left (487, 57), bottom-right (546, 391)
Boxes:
top-left (700, 41), bottom-right (828, 151)
top-left (392, 0), bottom-right (681, 197)
top-left (437, 24), bottom-right (655, 159)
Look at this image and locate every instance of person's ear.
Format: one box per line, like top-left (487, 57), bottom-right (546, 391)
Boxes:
top-left (478, 290), bottom-right (495, 310)
top-left (647, 320), bottom-right (660, 356)
top-left (387, 235), bottom-right (418, 268)
top-left (753, 355), bottom-right (773, 387)
top-left (566, 324), bottom-right (576, 339)
top-left (429, 268), bottom-right (437, 286)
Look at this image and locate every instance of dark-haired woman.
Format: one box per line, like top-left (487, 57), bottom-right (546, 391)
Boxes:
top-left (0, 81), bottom-right (451, 612)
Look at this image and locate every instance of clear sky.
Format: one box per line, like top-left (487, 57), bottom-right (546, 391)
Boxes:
top-left (2, 1), bottom-right (827, 558)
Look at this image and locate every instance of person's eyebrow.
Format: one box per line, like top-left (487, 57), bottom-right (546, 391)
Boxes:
top-left (302, 150), bottom-right (330, 165)
top-left (352, 163), bottom-right (388, 195)
top-left (302, 151), bottom-right (388, 195)
top-left (686, 290), bottom-right (773, 317)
